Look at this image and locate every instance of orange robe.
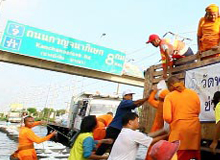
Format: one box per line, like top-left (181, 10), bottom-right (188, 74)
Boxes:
top-left (93, 114), bottom-right (113, 140)
top-left (145, 89), bottom-right (170, 160)
top-left (148, 89), bottom-right (170, 132)
top-left (163, 89), bottom-right (201, 160)
top-left (197, 17), bottom-right (220, 52)
top-left (18, 121), bottom-right (54, 160)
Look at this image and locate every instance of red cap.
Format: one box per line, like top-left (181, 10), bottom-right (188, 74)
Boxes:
top-left (146, 34), bottom-right (160, 43)
top-left (149, 140), bottom-right (180, 160)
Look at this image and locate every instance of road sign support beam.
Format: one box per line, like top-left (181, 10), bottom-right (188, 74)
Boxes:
top-left (0, 50), bottom-right (144, 87)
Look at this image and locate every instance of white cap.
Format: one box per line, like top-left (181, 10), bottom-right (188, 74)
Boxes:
top-left (122, 89), bottom-right (135, 97)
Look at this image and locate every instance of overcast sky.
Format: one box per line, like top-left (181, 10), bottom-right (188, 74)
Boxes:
top-left (0, 0), bottom-right (219, 112)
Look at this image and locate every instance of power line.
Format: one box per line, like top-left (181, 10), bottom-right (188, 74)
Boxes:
top-left (126, 46), bottom-right (148, 55)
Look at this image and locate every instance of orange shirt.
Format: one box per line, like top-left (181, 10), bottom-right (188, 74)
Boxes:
top-left (97, 114), bottom-right (113, 126)
top-left (93, 114), bottom-right (113, 140)
top-left (148, 90), bottom-right (170, 132)
top-left (163, 89), bottom-right (201, 150)
top-left (197, 17), bottom-right (220, 52)
top-left (18, 121), bottom-right (54, 160)
top-left (148, 90), bottom-right (159, 109)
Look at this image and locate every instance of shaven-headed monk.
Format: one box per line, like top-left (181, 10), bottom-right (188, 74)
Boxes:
top-left (17, 116), bottom-right (56, 160)
top-left (197, 4), bottom-right (220, 54)
top-left (163, 76), bottom-right (201, 160)
top-left (93, 112), bottom-right (113, 140)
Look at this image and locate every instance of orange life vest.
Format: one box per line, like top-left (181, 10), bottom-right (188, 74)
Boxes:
top-left (159, 39), bottom-right (186, 67)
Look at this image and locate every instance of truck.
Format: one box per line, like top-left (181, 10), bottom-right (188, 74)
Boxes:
top-left (140, 48), bottom-right (220, 160)
top-left (47, 92), bottom-right (121, 147)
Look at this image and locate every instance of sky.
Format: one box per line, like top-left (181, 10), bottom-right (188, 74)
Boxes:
top-left (0, 0), bottom-right (219, 112)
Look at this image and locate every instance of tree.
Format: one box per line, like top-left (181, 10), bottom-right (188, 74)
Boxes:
top-left (27, 108), bottom-right (37, 116)
top-left (41, 108), bottom-right (54, 119)
top-left (56, 109), bottom-right (66, 116)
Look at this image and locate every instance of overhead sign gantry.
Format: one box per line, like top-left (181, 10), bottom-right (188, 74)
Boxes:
top-left (0, 21), bottom-right (144, 87)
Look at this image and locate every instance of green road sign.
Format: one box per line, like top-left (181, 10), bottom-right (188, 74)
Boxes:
top-left (0, 21), bottom-right (126, 75)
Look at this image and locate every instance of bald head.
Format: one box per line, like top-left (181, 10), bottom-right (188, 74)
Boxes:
top-left (24, 116), bottom-right (34, 124)
top-left (167, 76), bottom-right (180, 85)
top-left (24, 116), bottom-right (34, 128)
top-left (167, 76), bottom-right (180, 91)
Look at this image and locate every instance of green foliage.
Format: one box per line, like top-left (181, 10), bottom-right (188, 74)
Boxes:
top-left (27, 108), bottom-right (37, 116)
top-left (0, 117), bottom-right (7, 121)
top-left (56, 109), bottom-right (66, 116)
top-left (42, 108), bottom-right (54, 118)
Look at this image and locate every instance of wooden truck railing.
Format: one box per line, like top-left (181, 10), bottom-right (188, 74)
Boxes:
top-left (140, 48), bottom-right (220, 142)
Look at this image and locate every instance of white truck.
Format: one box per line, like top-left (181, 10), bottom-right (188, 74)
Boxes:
top-left (47, 92), bottom-right (121, 146)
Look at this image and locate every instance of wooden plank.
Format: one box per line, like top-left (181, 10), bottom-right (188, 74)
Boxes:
top-left (140, 66), bottom-right (155, 132)
top-left (152, 77), bottom-right (163, 84)
top-left (153, 64), bottom-right (162, 70)
top-left (174, 54), bottom-right (198, 65)
top-left (172, 72), bottom-right (185, 79)
top-left (171, 56), bottom-right (220, 73)
top-left (152, 70), bottom-right (163, 77)
top-left (201, 147), bottom-right (220, 154)
top-left (200, 48), bottom-right (220, 58)
top-left (201, 123), bottom-right (215, 140)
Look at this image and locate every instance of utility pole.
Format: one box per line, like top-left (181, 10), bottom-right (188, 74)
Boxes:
top-left (0, 0), bottom-right (6, 7)
top-left (116, 83), bottom-right (120, 95)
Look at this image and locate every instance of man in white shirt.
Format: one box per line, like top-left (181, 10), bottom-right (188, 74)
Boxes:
top-left (108, 112), bottom-right (168, 160)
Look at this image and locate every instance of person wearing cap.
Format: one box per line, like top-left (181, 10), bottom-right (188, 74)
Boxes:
top-left (197, 4), bottom-right (220, 57)
top-left (108, 112), bottom-right (168, 160)
top-left (163, 76), bottom-right (201, 160)
top-left (146, 34), bottom-right (194, 79)
top-left (96, 89), bottom-right (149, 156)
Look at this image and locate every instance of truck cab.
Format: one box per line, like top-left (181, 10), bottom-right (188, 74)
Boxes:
top-left (47, 92), bottom-right (121, 147)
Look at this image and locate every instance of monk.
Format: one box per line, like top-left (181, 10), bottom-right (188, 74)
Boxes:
top-left (148, 89), bottom-right (170, 132)
top-left (93, 112), bottom-right (113, 140)
top-left (145, 88), bottom-right (170, 160)
top-left (163, 76), bottom-right (201, 160)
top-left (197, 4), bottom-right (220, 56)
top-left (17, 116), bottom-right (56, 160)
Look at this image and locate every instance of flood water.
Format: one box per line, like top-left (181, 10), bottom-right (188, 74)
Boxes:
top-left (0, 121), bottom-right (17, 160)
top-left (0, 121), bottom-right (147, 160)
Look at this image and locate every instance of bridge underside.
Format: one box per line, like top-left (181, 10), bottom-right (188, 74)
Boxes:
top-left (0, 50), bottom-right (144, 87)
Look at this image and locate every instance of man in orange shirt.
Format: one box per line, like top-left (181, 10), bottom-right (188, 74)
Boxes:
top-left (148, 89), bottom-right (170, 132)
top-left (145, 88), bottom-right (170, 160)
top-left (146, 35), bottom-right (194, 79)
top-left (93, 112), bottom-right (113, 140)
top-left (17, 116), bottom-right (56, 160)
top-left (163, 76), bottom-right (201, 160)
top-left (197, 4), bottom-right (220, 55)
